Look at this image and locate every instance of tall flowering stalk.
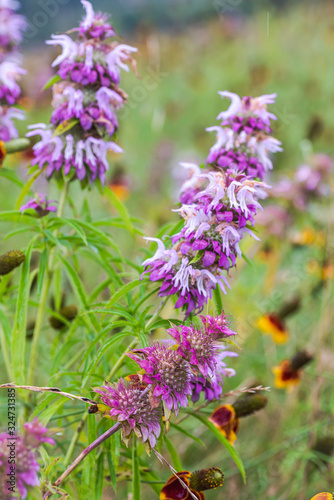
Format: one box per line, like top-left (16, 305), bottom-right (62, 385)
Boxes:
top-left (143, 91), bottom-right (281, 315)
top-left (0, 0), bottom-right (26, 142)
top-left (27, 0), bottom-right (137, 186)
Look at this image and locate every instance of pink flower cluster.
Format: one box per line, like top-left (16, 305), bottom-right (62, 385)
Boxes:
top-left (94, 313), bottom-right (237, 447)
top-left (0, 419), bottom-right (54, 499)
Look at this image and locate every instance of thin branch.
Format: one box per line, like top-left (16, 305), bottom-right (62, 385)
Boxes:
top-left (43, 423), bottom-right (122, 499)
top-left (0, 383), bottom-right (97, 406)
top-left (176, 385), bottom-right (271, 425)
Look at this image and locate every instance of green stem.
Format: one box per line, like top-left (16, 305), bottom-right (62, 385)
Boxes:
top-left (27, 180), bottom-right (70, 386)
top-left (0, 322), bottom-right (14, 380)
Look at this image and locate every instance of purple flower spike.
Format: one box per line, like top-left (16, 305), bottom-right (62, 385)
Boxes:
top-left (28, 0), bottom-right (137, 185)
top-left (206, 91), bottom-right (282, 180)
top-left (94, 379), bottom-right (161, 448)
top-left (129, 342), bottom-right (192, 416)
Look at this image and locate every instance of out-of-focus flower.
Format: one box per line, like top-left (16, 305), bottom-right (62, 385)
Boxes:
top-left (0, 249), bottom-right (25, 275)
top-left (256, 204), bottom-right (292, 239)
top-left (129, 342), bottom-right (192, 417)
top-left (0, 0), bottom-right (26, 56)
top-left (209, 404), bottom-right (239, 444)
top-left (28, 0), bottom-right (137, 185)
top-left (310, 494), bottom-right (333, 500)
top-left (209, 394), bottom-right (268, 445)
top-left (108, 165), bottom-right (132, 201)
top-left (206, 91), bottom-right (282, 180)
top-left (256, 313), bottom-right (288, 344)
top-left (0, 1), bottom-right (26, 143)
top-left (272, 153), bottom-right (333, 210)
top-left (160, 468), bottom-right (224, 500)
top-left (20, 193), bottom-right (56, 217)
top-left (23, 418), bottom-right (56, 447)
top-left (93, 379), bottom-right (161, 448)
top-left (0, 419), bottom-right (54, 499)
top-left (273, 350), bottom-right (313, 390)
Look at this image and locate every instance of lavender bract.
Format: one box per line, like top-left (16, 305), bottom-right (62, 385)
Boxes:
top-left (28, 0), bottom-right (137, 185)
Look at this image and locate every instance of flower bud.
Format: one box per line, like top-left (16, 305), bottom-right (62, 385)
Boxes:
top-left (189, 467), bottom-right (224, 491)
top-left (232, 394), bottom-right (268, 419)
top-left (0, 249), bottom-right (25, 276)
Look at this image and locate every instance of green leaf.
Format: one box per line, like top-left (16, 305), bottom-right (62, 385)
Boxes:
top-left (104, 186), bottom-right (134, 235)
top-left (190, 413), bottom-right (246, 483)
top-left (165, 436), bottom-right (183, 471)
top-left (0, 168), bottom-right (24, 188)
top-left (132, 438), bottom-right (141, 500)
top-left (60, 256), bottom-right (88, 308)
top-left (42, 73), bottom-right (62, 91)
top-left (15, 168), bottom-right (43, 210)
top-left (106, 441), bottom-right (117, 492)
top-left (170, 423), bottom-right (205, 447)
top-left (95, 452), bottom-right (105, 500)
top-left (213, 286), bottom-right (223, 314)
top-left (11, 238), bottom-right (36, 383)
top-left (189, 249), bottom-right (204, 265)
top-left (36, 249), bottom-right (48, 302)
top-left (53, 118), bottom-right (79, 137)
top-left (56, 217), bottom-right (88, 245)
top-left (106, 279), bottom-right (142, 308)
top-left (81, 331), bottom-right (133, 388)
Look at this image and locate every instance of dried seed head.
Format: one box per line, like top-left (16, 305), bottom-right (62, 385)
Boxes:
top-left (49, 305), bottom-right (78, 330)
top-left (0, 249), bottom-right (25, 276)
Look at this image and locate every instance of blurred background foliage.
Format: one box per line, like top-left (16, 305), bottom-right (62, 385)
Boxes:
top-left (1, 1), bottom-right (334, 499)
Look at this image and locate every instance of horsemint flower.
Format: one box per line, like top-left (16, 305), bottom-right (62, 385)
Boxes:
top-left (27, 0), bottom-right (137, 186)
top-left (93, 379), bottom-right (161, 449)
top-left (0, 419), bottom-right (54, 499)
top-left (20, 193), bottom-right (57, 217)
top-left (160, 467), bottom-right (224, 500)
top-left (128, 342), bottom-right (193, 418)
top-left (209, 394), bottom-right (268, 445)
top-left (272, 153), bottom-right (333, 210)
top-left (0, 0), bottom-right (27, 57)
top-left (273, 350), bottom-right (313, 391)
top-left (167, 312), bottom-right (236, 378)
top-left (0, 1), bottom-right (26, 142)
top-left (143, 166), bottom-right (268, 315)
top-left (206, 91), bottom-right (282, 180)
top-left (0, 249), bottom-right (25, 275)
